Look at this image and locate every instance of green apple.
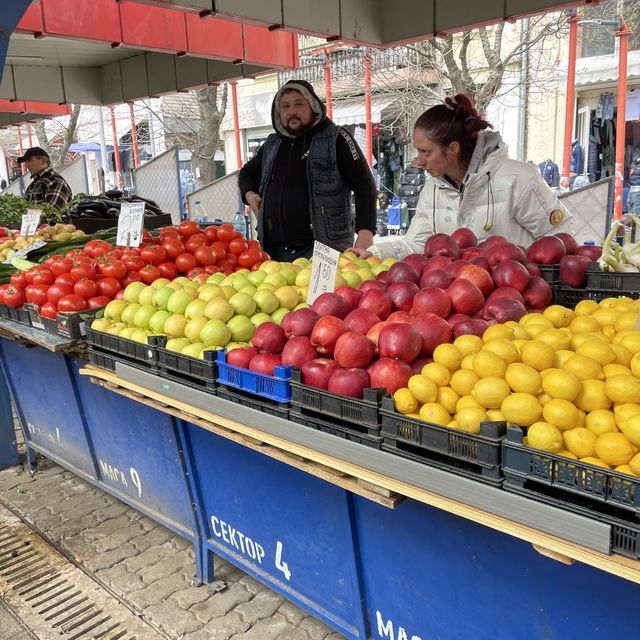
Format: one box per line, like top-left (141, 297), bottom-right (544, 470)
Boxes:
top-left (293, 302), bottom-right (311, 310)
top-left (200, 319), bottom-right (232, 348)
top-left (226, 315), bottom-right (255, 342)
top-left (133, 304), bottom-right (156, 330)
top-left (166, 281), bottom-right (183, 291)
top-left (131, 328), bottom-right (149, 344)
top-left (164, 314), bottom-right (188, 339)
top-left (229, 292), bottom-right (256, 317)
top-left (239, 285), bottom-right (257, 297)
top-left (257, 282), bottom-right (277, 292)
top-left (197, 283), bottom-right (224, 302)
top-left (253, 289), bottom-right (279, 314)
top-left (167, 289), bottom-right (196, 315)
top-left (119, 327), bottom-right (137, 340)
top-left (204, 297), bottom-right (235, 322)
top-left (295, 268), bottom-right (312, 287)
top-left (271, 307), bottom-right (290, 325)
top-left (263, 273), bottom-right (287, 289)
top-left (280, 266), bottom-right (298, 285)
top-left (259, 261), bottom-right (282, 274)
top-left (231, 275), bottom-right (251, 291)
top-left (138, 286), bottom-right (156, 307)
top-left (123, 282), bottom-right (146, 304)
top-left (341, 270), bottom-right (362, 288)
top-left (121, 303), bottom-right (141, 326)
top-left (174, 277), bottom-right (192, 287)
top-left (221, 286), bottom-right (236, 300)
top-left (226, 341), bottom-right (249, 350)
top-left (149, 310), bottom-right (171, 334)
top-left (152, 286), bottom-right (175, 310)
top-left (250, 312), bottom-right (273, 327)
top-left (356, 268), bottom-right (374, 282)
top-left (184, 317), bottom-right (208, 342)
top-left (382, 257), bottom-right (397, 266)
top-left (247, 271), bottom-right (267, 286)
top-left (292, 257), bottom-right (310, 269)
top-left (274, 285), bottom-right (300, 310)
top-left (234, 268), bottom-right (251, 276)
top-left (371, 264), bottom-right (388, 275)
top-left (185, 298), bottom-right (207, 320)
top-left (150, 277), bottom-right (170, 290)
top-left (206, 273), bottom-right (226, 285)
top-left (91, 318), bottom-right (111, 332)
top-left (105, 322), bottom-right (126, 335)
top-left (104, 300), bottom-right (128, 322)
top-left (334, 274), bottom-right (347, 288)
top-left (181, 341), bottom-right (206, 359)
top-left (166, 337), bottom-right (191, 352)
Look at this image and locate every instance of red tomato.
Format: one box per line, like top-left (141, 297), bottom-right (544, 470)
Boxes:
top-left (260, 251), bottom-right (271, 261)
top-left (140, 245), bottom-right (167, 266)
top-left (203, 226), bottom-right (218, 243)
top-left (25, 284), bottom-right (49, 307)
top-left (185, 235), bottom-right (207, 254)
top-left (40, 302), bottom-right (58, 319)
top-left (99, 260), bottom-right (126, 280)
top-left (178, 220), bottom-right (200, 237)
top-left (216, 223), bottom-right (237, 242)
top-left (97, 277), bottom-right (121, 298)
top-left (210, 242), bottom-right (227, 262)
top-left (225, 252), bottom-right (238, 267)
top-left (120, 249), bottom-right (141, 260)
top-left (83, 239), bottom-right (112, 259)
top-left (107, 248), bottom-right (124, 260)
top-left (162, 238), bottom-right (185, 260)
top-left (46, 282), bottom-right (73, 305)
top-left (43, 254), bottom-right (63, 269)
top-left (216, 260), bottom-right (234, 272)
top-left (160, 226), bottom-right (180, 239)
top-left (228, 238), bottom-right (248, 255)
top-left (238, 249), bottom-right (262, 268)
top-left (121, 271), bottom-right (142, 286)
top-left (87, 295), bottom-right (111, 309)
top-left (204, 265), bottom-right (220, 274)
top-left (140, 265), bottom-right (161, 285)
top-left (247, 239), bottom-right (261, 251)
top-left (193, 245), bottom-right (216, 266)
top-left (114, 290), bottom-right (125, 301)
top-left (250, 261), bottom-right (263, 271)
top-left (122, 255), bottom-right (145, 272)
top-left (186, 267), bottom-right (206, 279)
top-left (10, 271), bottom-right (28, 288)
top-left (50, 258), bottom-right (73, 277)
top-left (70, 263), bottom-right (96, 282)
top-left (31, 269), bottom-right (55, 286)
top-left (57, 294), bottom-right (88, 313)
top-left (175, 253), bottom-right (197, 273)
top-left (74, 278), bottom-right (98, 299)
top-left (54, 273), bottom-right (75, 288)
top-left (3, 285), bottom-right (26, 308)
top-left (24, 266), bottom-right (48, 285)
top-left (191, 273), bottom-right (209, 285)
top-left (157, 262), bottom-right (179, 280)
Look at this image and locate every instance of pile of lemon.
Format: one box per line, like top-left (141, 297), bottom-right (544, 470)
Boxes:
top-left (393, 297), bottom-right (640, 476)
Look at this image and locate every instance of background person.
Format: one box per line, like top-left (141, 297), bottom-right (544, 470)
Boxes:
top-left (351, 94), bottom-right (570, 260)
top-left (238, 80), bottom-right (377, 261)
top-left (19, 147), bottom-right (72, 211)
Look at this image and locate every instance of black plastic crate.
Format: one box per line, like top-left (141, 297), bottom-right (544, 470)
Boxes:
top-left (26, 303), bottom-right (103, 339)
top-left (85, 325), bottom-right (157, 367)
top-left (380, 396), bottom-right (506, 484)
top-left (0, 304), bottom-right (32, 327)
top-left (538, 263), bottom-right (560, 284)
top-left (150, 336), bottom-right (217, 389)
top-left (502, 427), bottom-right (640, 516)
top-left (551, 285), bottom-right (638, 308)
top-left (290, 369), bottom-right (384, 436)
top-left (216, 385), bottom-right (290, 420)
top-left (86, 348), bottom-right (118, 372)
top-left (289, 408), bottom-right (383, 449)
top-left (586, 261), bottom-right (640, 291)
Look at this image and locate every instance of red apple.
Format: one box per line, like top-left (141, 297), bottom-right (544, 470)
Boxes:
top-left (486, 242), bottom-right (527, 267)
top-left (360, 279), bottom-right (387, 293)
top-left (526, 236), bottom-right (566, 265)
top-left (368, 357), bottom-right (413, 394)
top-left (366, 321), bottom-right (389, 350)
top-left (412, 287), bottom-right (451, 318)
top-left (522, 276), bottom-right (553, 310)
top-left (344, 308), bottom-right (380, 334)
top-left (559, 255), bottom-right (590, 288)
top-left (491, 259), bottom-right (530, 293)
top-left (310, 316), bottom-right (347, 355)
top-left (248, 353), bottom-right (283, 376)
top-left (387, 281), bottom-right (419, 312)
top-left (376, 271), bottom-right (389, 282)
top-left (386, 261), bottom-right (421, 285)
top-left (477, 235), bottom-right (508, 253)
top-left (419, 268), bottom-right (454, 290)
top-left (575, 245), bottom-right (602, 261)
top-left (470, 255), bottom-right (491, 272)
top-left (358, 288), bottom-right (392, 320)
top-left (378, 323), bottom-right (422, 362)
top-left (425, 234), bottom-right (461, 259)
top-left (485, 287), bottom-right (526, 306)
top-left (424, 255), bottom-right (452, 271)
top-left (445, 259), bottom-right (471, 276)
top-left (554, 232), bottom-right (579, 255)
top-left (226, 346), bottom-right (258, 369)
top-left (333, 331), bottom-right (376, 368)
top-left (281, 336), bottom-right (318, 368)
top-left (451, 227), bottom-right (478, 249)
top-left (524, 261), bottom-right (542, 277)
top-left (301, 358), bottom-right (340, 390)
top-left (327, 368), bottom-right (371, 399)
top-left (452, 318), bottom-right (489, 338)
top-left (281, 308), bottom-right (320, 339)
top-left (482, 297), bottom-right (527, 323)
top-left (411, 356), bottom-right (433, 374)
top-left (387, 310), bottom-right (413, 324)
top-left (447, 312), bottom-right (472, 326)
top-left (456, 264), bottom-right (494, 297)
top-left (311, 292), bottom-right (351, 319)
top-left (334, 285), bottom-right (363, 309)
top-left (251, 322), bottom-right (287, 354)
top-left (446, 279), bottom-right (485, 316)
top-left (402, 253), bottom-right (430, 275)
top-left (411, 312), bottom-right (453, 356)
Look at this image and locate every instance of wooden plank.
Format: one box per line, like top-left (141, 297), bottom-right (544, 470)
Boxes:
top-left (532, 544), bottom-right (576, 566)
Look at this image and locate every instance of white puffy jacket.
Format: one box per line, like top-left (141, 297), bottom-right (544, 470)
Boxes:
top-left (371, 131), bottom-right (572, 259)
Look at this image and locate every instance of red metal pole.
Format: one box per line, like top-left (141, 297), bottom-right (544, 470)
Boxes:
top-left (324, 52), bottom-right (333, 119)
top-left (614, 19), bottom-right (631, 220)
top-left (231, 81), bottom-right (243, 169)
top-left (561, 13), bottom-right (579, 188)
top-left (27, 125), bottom-right (33, 148)
top-left (129, 102), bottom-right (140, 168)
top-left (364, 50), bottom-right (372, 167)
top-left (110, 106), bottom-right (123, 189)
top-left (17, 125), bottom-right (25, 174)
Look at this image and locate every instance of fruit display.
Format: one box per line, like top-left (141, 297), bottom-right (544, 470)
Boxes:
top-left (0, 223), bottom-right (86, 261)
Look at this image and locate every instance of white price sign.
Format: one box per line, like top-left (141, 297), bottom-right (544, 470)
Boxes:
top-left (306, 241), bottom-right (339, 305)
top-left (20, 209), bottom-right (41, 237)
top-left (116, 201), bottom-right (145, 247)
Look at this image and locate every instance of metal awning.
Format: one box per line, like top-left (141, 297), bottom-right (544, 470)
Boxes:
top-left (331, 95), bottom-right (398, 126)
top-left (575, 50), bottom-right (640, 88)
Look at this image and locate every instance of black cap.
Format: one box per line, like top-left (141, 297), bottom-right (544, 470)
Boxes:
top-left (17, 147), bottom-right (49, 163)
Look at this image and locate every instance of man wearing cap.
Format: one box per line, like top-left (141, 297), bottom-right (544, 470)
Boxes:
top-left (238, 80), bottom-right (377, 261)
top-left (19, 147), bottom-right (72, 211)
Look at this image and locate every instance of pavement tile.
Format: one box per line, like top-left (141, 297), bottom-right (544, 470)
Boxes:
top-left (229, 612), bottom-right (298, 639)
top-left (124, 542), bottom-right (173, 573)
top-left (128, 571), bottom-right (187, 609)
top-left (279, 601), bottom-right (307, 626)
top-left (138, 549), bottom-right (194, 584)
top-left (130, 525), bottom-right (174, 552)
top-left (182, 611), bottom-right (250, 640)
top-left (299, 615), bottom-right (338, 640)
top-left (190, 582), bottom-right (253, 622)
top-left (144, 598), bottom-right (202, 637)
top-left (96, 563), bottom-right (146, 596)
top-left (170, 584), bottom-right (213, 610)
top-left (92, 521), bottom-right (148, 553)
top-left (234, 589), bottom-right (282, 625)
top-left (83, 542), bottom-right (138, 571)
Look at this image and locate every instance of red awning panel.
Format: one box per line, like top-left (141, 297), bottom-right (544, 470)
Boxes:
top-left (0, 100), bottom-right (71, 115)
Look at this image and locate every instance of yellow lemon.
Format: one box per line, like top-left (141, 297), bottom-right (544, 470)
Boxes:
top-left (610, 344), bottom-right (633, 367)
top-left (576, 409), bottom-right (587, 427)
top-left (536, 328), bottom-right (571, 351)
top-left (483, 338), bottom-right (520, 364)
top-left (522, 323), bottom-right (550, 338)
top-left (537, 392), bottom-right (553, 406)
top-left (501, 393), bottom-right (542, 426)
top-left (513, 338), bottom-right (528, 350)
top-left (520, 340), bottom-right (555, 371)
top-left (541, 369), bottom-right (581, 401)
top-left (472, 377), bottom-right (511, 409)
top-left (486, 409), bottom-right (505, 421)
top-left (562, 354), bottom-right (603, 381)
top-left (602, 364), bottom-right (632, 379)
top-left (437, 387), bottom-right (460, 414)
top-left (408, 375), bottom-right (438, 403)
top-left (456, 394), bottom-right (483, 411)
top-left (612, 329), bottom-right (633, 345)
top-left (590, 308), bottom-right (621, 327)
top-left (447, 420), bottom-right (458, 429)
top-left (599, 297), bottom-right (625, 309)
top-left (585, 409), bottom-right (619, 436)
top-left (614, 311), bottom-right (639, 333)
top-left (542, 398), bottom-right (580, 430)
top-left (620, 414), bottom-right (640, 448)
top-left (512, 326), bottom-right (531, 340)
top-left (505, 362), bottom-right (542, 394)
top-left (570, 333), bottom-right (605, 350)
top-left (450, 369), bottom-right (480, 396)
top-left (554, 350), bottom-right (575, 368)
top-left (576, 339), bottom-right (616, 365)
top-left (579, 456), bottom-right (611, 469)
top-left (460, 354), bottom-right (475, 370)
top-left (393, 388), bottom-right (418, 414)
top-left (520, 313), bottom-right (553, 327)
top-left (614, 464), bottom-right (636, 476)
top-left (615, 403), bottom-right (640, 427)
top-left (454, 333), bottom-right (484, 356)
top-left (527, 421), bottom-right (563, 453)
top-left (557, 449), bottom-right (579, 460)
top-left (605, 374), bottom-right (640, 404)
top-left (629, 452), bottom-right (640, 475)
top-left (594, 432), bottom-right (637, 466)
top-left (575, 379), bottom-right (610, 412)
top-left (619, 331), bottom-right (640, 354)
top-left (574, 299), bottom-right (599, 316)
top-left (482, 324), bottom-right (514, 343)
top-left (472, 350), bottom-right (507, 379)
top-left (433, 343), bottom-right (464, 371)
top-left (543, 305), bottom-right (575, 328)
top-left (631, 353), bottom-right (640, 378)
top-left (421, 363), bottom-right (451, 387)
top-left (455, 406), bottom-right (487, 434)
top-left (419, 402), bottom-right (451, 426)
top-left (601, 325), bottom-right (617, 341)
top-left (569, 315), bottom-right (600, 334)
top-left (563, 427), bottom-right (597, 458)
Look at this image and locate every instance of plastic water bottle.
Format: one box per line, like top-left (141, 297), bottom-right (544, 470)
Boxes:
top-left (233, 210), bottom-right (246, 237)
top-left (192, 200), bottom-right (208, 222)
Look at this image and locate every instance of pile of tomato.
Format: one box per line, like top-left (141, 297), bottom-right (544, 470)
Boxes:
top-left (0, 221), bottom-right (269, 319)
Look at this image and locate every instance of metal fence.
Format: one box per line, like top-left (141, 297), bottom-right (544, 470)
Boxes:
top-left (133, 145), bottom-right (183, 224)
top-left (59, 155), bottom-right (90, 197)
top-left (0, 176), bottom-right (25, 197)
top-left (186, 170), bottom-right (242, 223)
top-left (558, 177), bottom-right (613, 245)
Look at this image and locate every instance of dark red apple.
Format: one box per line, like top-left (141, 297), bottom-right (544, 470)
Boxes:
top-left (412, 287), bottom-right (451, 318)
top-left (402, 253), bottom-right (430, 275)
top-left (486, 287), bottom-right (526, 306)
top-left (451, 227), bottom-right (478, 249)
top-left (486, 242), bottom-right (527, 267)
top-left (425, 234), bottom-right (461, 260)
top-left (378, 323), bottom-right (422, 362)
top-left (281, 308), bottom-right (320, 339)
top-left (411, 313), bottom-right (453, 356)
top-left (491, 259), bottom-right (530, 293)
top-left (522, 276), bottom-right (553, 310)
top-left (387, 281), bottom-right (419, 312)
top-left (376, 271), bottom-right (389, 282)
top-left (281, 336), bottom-right (318, 368)
top-left (251, 322), bottom-right (287, 354)
top-left (424, 255), bottom-right (452, 271)
top-left (301, 358), bottom-right (340, 390)
top-left (524, 261), bottom-right (542, 277)
top-left (386, 261), bottom-right (421, 285)
top-left (333, 331), bottom-right (376, 368)
top-left (447, 313), bottom-right (472, 327)
top-left (452, 318), bottom-right (489, 339)
top-left (462, 247), bottom-right (482, 261)
top-left (358, 288), bottom-right (392, 320)
top-left (482, 297), bottom-right (527, 323)
top-left (226, 346), bottom-right (258, 369)
top-left (470, 255), bottom-right (491, 272)
top-left (360, 279), bottom-right (387, 293)
top-left (456, 264), bottom-right (494, 297)
top-left (419, 268), bottom-right (454, 290)
top-left (344, 308), bottom-right (380, 334)
top-left (368, 357), bottom-right (413, 393)
top-left (248, 353), bottom-right (283, 376)
top-left (445, 259), bottom-right (471, 276)
top-left (554, 232), bottom-right (579, 255)
top-left (388, 310), bottom-right (414, 324)
top-left (310, 316), bottom-right (347, 355)
top-left (446, 279), bottom-right (485, 316)
top-left (327, 368), bottom-right (371, 398)
top-left (366, 321), bottom-right (389, 350)
top-left (477, 235), bottom-right (508, 253)
top-left (334, 285), bottom-right (363, 309)
top-left (411, 356), bottom-right (433, 374)
top-left (575, 245), bottom-right (602, 261)
top-left (526, 236), bottom-right (566, 265)
top-left (559, 254), bottom-right (590, 288)
top-left (311, 292), bottom-right (350, 319)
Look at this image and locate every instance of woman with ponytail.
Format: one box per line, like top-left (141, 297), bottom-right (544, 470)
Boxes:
top-left (354, 94), bottom-right (570, 260)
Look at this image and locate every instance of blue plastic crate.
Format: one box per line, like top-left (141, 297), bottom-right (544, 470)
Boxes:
top-left (216, 350), bottom-right (292, 403)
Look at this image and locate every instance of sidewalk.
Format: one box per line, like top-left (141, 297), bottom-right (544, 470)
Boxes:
top-left (0, 454), bottom-right (346, 640)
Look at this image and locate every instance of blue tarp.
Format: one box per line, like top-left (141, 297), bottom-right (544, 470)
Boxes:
top-left (0, 2), bottom-right (32, 82)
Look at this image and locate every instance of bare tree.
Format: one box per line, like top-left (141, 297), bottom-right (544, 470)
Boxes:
top-left (34, 104), bottom-right (82, 170)
top-left (195, 84), bottom-right (228, 186)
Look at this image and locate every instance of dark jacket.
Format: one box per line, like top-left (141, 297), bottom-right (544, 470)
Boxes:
top-left (238, 80), bottom-right (376, 252)
top-left (538, 161), bottom-right (559, 188)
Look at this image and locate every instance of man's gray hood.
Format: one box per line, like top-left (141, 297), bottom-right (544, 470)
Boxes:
top-left (271, 79), bottom-right (327, 139)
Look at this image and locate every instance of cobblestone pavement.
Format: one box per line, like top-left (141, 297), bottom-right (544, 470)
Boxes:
top-left (0, 457), bottom-right (346, 640)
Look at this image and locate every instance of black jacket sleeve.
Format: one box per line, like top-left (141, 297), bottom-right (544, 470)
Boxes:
top-left (238, 144), bottom-right (265, 205)
top-left (335, 128), bottom-right (377, 232)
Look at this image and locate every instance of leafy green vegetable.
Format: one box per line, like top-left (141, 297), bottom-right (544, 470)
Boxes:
top-left (0, 194), bottom-right (61, 226)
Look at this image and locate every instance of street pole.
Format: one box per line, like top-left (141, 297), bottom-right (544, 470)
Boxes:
top-left (231, 81), bottom-right (242, 170)
top-left (614, 18), bottom-right (631, 220)
top-left (364, 49), bottom-right (372, 167)
top-left (97, 106), bottom-right (110, 191)
top-left (324, 51), bottom-right (333, 119)
top-left (110, 106), bottom-right (123, 189)
top-left (129, 102), bottom-right (140, 168)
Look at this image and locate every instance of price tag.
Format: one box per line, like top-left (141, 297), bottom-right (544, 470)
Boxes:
top-left (306, 241), bottom-right (339, 305)
top-left (116, 201), bottom-right (145, 247)
top-left (20, 209), bottom-right (41, 237)
top-left (3, 239), bottom-right (48, 265)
